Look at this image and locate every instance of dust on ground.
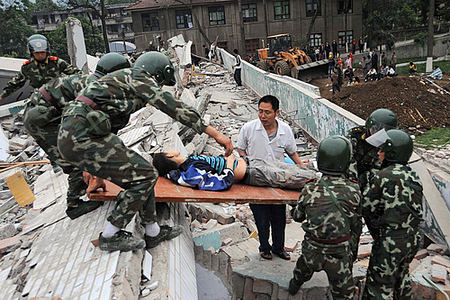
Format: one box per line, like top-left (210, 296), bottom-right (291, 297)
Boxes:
top-left (310, 70), bottom-right (450, 131)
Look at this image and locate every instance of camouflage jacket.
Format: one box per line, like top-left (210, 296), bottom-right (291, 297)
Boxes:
top-left (64, 68), bottom-right (208, 134)
top-left (346, 126), bottom-right (382, 190)
top-left (1, 56), bottom-right (81, 99)
top-left (29, 73), bottom-right (98, 109)
top-left (362, 163), bottom-right (423, 235)
top-left (293, 175), bottom-right (361, 241)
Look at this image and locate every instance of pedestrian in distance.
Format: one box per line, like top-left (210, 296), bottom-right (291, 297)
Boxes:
top-left (57, 52), bottom-right (234, 252)
top-left (0, 34), bottom-right (81, 102)
top-left (331, 69), bottom-right (340, 95)
top-left (409, 62), bottom-right (417, 74)
top-left (289, 136), bottom-right (361, 300)
top-left (232, 49), bottom-right (242, 86)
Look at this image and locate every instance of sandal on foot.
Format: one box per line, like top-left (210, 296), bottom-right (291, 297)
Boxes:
top-left (274, 249), bottom-right (291, 260)
top-left (260, 250), bottom-right (272, 260)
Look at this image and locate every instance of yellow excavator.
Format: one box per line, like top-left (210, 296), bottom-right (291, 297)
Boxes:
top-left (257, 34), bottom-right (328, 81)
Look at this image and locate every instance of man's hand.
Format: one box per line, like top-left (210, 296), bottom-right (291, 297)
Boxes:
top-left (86, 177), bottom-right (107, 196)
top-left (204, 125), bottom-right (234, 156)
top-left (0, 97), bottom-right (2, 102)
top-left (83, 171), bottom-right (93, 184)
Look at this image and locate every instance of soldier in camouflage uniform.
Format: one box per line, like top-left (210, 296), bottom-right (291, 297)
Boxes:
top-left (362, 129), bottom-right (423, 300)
top-left (57, 52), bottom-right (233, 252)
top-left (0, 34), bottom-right (81, 102)
top-left (346, 108), bottom-right (398, 258)
top-left (289, 136), bottom-right (361, 300)
top-left (23, 53), bottom-right (130, 220)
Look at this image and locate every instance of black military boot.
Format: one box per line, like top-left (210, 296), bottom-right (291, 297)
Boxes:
top-left (288, 278), bottom-right (302, 295)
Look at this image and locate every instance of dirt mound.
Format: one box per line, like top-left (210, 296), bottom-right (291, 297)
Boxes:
top-left (312, 75), bottom-right (450, 131)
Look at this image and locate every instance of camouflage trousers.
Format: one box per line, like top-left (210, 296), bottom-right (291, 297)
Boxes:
top-left (292, 238), bottom-right (354, 300)
top-left (23, 95), bottom-right (87, 207)
top-left (362, 231), bottom-right (420, 300)
top-left (57, 102), bottom-right (158, 228)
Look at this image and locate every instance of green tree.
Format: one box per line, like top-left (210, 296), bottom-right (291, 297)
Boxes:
top-left (57, 0), bottom-right (110, 52)
top-left (413, 32), bottom-right (436, 56)
top-left (396, 3), bottom-right (419, 29)
top-left (47, 15), bottom-right (104, 61)
top-left (0, 0), bottom-right (35, 57)
top-left (30, 0), bottom-right (60, 11)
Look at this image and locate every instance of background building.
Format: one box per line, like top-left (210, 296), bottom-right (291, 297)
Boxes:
top-left (30, 3), bottom-right (135, 45)
top-left (125, 0), bottom-right (362, 56)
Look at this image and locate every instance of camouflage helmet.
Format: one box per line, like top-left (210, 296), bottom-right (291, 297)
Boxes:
top-left (365, 108), bottom-right (398, 136)
top-left (317, 136), bottom-right (352, 175)
top-left (380, 129), bottom-right (413, 163)
top-left (133, 51), bottom-right (174, 86)
top-left (95, 53), bottom-right (131, 77)
top-left (28, 34), bottom-right (50, 55)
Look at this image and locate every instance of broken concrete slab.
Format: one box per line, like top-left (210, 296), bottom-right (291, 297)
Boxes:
top-left (193, 221), bottom-right (249, 251)
top-left (0, 224), bottom-right (16, 240)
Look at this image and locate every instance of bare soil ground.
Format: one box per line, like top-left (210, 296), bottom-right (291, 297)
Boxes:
top-left (310, 70), bottom-right (450, 131)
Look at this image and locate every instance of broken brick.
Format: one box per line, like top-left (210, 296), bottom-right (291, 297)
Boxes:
top-left (432, 255), bottom-right (450, 269)
top-left (357, 244), bottom-right (372, 259)
top-left (431, 264), bottom-right (447, 284)
top-left (0, 235), bottom-right (21, 253)
top-left (284, 239), bottom-right (298, 252)
top-left (409, 258), bottom-right (421, 273)
top-left (415, 249), bottom-right (428, 260)
top-left (427, 244), bottom-right (447, 254)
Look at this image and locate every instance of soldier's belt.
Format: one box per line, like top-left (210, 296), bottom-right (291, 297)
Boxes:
top-left (39, 87), bottom-right (59, 109)
top-left (307, 232), bottom-right (352, 244)
top-left (76, 95), bottom-right (101, 111)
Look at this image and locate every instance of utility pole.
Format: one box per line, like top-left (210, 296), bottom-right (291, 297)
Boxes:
top-left (344, 0), bottom-right (349, 53)
top-left (238, 0), bottom-right (246, 56)
top-left (121, 25), bottom-right (128, 56)
top-left (426, 0), bottom-right (435, 73)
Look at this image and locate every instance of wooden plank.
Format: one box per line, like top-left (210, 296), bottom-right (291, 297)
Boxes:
top-left (88, 177), bottom-right (300, 204)
top-left (5, 171), bottom-right (35, 207)
top-left (0, 160), bottom-right (50, 173)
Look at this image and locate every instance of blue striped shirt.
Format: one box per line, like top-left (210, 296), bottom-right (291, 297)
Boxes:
top-left (190, 155), bottom-right (227, 174)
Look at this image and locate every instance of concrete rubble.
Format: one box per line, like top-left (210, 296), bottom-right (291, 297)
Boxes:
top-left (0, 45), bottom-right (449, 300)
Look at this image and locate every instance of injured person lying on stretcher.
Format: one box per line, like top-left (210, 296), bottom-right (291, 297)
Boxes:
top-left (152, 151), bottom-right (317, 191)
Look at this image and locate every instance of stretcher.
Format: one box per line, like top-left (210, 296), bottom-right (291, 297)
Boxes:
top-left (88, 177), bottom-right (300, 204)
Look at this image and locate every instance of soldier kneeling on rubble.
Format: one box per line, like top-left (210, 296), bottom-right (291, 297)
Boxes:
top-left (22, 53), bottom-right (131, 220)
top-left (289, 136), bottom-right (361, 300)
top-left (362, 129), bottom-right (423, 300)
top-left (152, 151), bottom-right (316, 191)
top-left (56, 52), bottom-right (233, 252)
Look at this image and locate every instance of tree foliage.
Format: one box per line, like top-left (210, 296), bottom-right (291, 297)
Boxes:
top-left (0, 0), bottom-right (35, 57)
top-left (47, 15), bottom-right (104, 61)
top-left (30, 0), bottom-right (60, 12)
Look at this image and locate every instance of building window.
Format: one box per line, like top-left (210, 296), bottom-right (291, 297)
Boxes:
top-left (337, 0), bottom-right (352, 14)
top-left (309, 33), bottom-right (322, 47)
top-left (217, 41), bottom-right (227, 51)
top-left (338, 30), bottom-right (353, 47)
top-left (176, 10), bottom-right (193, 29)
top-left (142, 12), bottom-right (160, 32)
top-left (274, 1), bottom-right (290, 20)
top-left (242, 3), bottom-right (257, 22)
top-left (245, 39), bottom-right (259, 57)
top-left (209, 6), bottom-right (225, 25)
top-left (306, 0), bottom-right (321, 17)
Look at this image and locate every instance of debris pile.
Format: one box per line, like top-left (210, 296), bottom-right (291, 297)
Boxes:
top-left (312, 74), bottom-right (450, 131)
